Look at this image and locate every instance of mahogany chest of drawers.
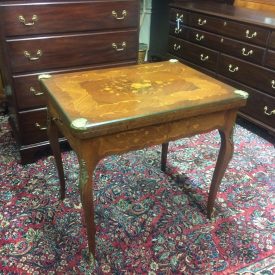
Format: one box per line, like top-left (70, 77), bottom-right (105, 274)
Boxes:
top-left (168, 0), bottom-right (275, 136)
top-left (0, 0), bottom-right (139, 164)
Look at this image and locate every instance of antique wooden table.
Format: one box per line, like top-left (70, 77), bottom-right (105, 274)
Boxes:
top-left (40, 60), bottom-right (248, 258)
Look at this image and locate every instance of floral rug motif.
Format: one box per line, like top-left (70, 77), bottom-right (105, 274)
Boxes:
top-left (0, 115), bottom-right (274, 274)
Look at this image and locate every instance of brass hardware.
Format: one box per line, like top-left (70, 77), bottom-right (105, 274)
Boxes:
top-left (228, 64), bottom-right (239, 72)
top-left (234, 90), bottom-right (249, 99)
top-left (198, 18), bottom-right (207, 26)
top-left (271, 80), bottom-right (275, 89)
top-left (242, 48), bottom-right (253, 56)
top-left (71, 118), bottom-right (89, 130)
top-left (173, 44), bottom-right (181, 51)
top-left (176, 14), bottom-right (183, 29)
top-left (30, 86), bottom-right (44, 96)
top-left (38, 74), bottom-right (51, 80)
top-left (112, 10), bottom-right (127, 20)
top-left (196, 34), bottom-right (204, 41)
top-left (112, 42), bottom-right (126, 51)
top-left (263, 106), bottom-right (275, 116)
top-left (220, 38), bottom-right (224, 43)
top-left (223, 21), bottom-right (227, 26)
top-left (176, 13), bottom-right (184, 21)
top-left (200, 54), bottom-right (209, 61)
top-left (35, 122), bottom-right (47, 130)
top-left (174, 28), bottom-right (182, 34)
top-left (18, 14), bottom-right (38, 26)
top-left (24, 50), bottom-right (42, 61)
top-left (245, 30), bottom-right (257, 39)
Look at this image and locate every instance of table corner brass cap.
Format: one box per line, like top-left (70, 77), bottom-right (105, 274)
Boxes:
top-left (234, 90), bottom-right (249, 99)
top-left (38, 74), bottom-right (52, 80)
top-left (169, 59), bottom-right (179, 63)
top-left (71, 118), bottom-right (89, 130)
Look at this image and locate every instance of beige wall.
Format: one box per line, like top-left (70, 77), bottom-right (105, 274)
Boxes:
top-left (234, 0), bottom-right (275, 12)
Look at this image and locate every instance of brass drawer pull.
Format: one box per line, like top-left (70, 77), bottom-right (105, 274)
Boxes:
top-left (264, 106), bottom-right (275, 116)
top-left (271, 80), bottom-right (275, 89)
top-left (35, 122), bottom-right (47, 131)
top-left (173, 44), bottom-right (181, 51)
top-left (245, 30), bottom-right (257, 39)
top-left (198, 18), bottom-right (207, 26)
top-left (24, 50), bottom-right (42, 61)
top-left (241, 48), bottom-right (253, 56)
top-left (176, 13), bottom-right (184, 21)
top-left (174, 27), bottom-right (182, 34)
top-left (196, 34), bottom-right (204, 41)
top-left (176, 14), bottom-right (183, 29)
top-left (30, 87), bottom-right (44, 96)
top-left (200, 54), bottom-right (209, 61)
top-left (228, 64), bottom-right (239, 72)
top-left (112, 42), bottom-right (126, 51)
top-left (18, 14), bottom-right (38, 26)
top-left (112, 10), bottom-right (127, 20)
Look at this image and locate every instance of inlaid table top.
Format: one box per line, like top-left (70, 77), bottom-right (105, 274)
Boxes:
top-left (41, 60), bottom-right (248, 260)
top-left (40, 60), bottom-right (247, 138)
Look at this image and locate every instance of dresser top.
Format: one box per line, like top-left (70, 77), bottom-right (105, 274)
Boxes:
top-left (170, 0), bottom-right (275, 28)
top-left (41, 61), bottom-right (247, 137)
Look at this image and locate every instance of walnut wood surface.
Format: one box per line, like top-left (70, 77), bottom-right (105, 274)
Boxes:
top-left (41, 61), bottom-right (246, 138)
top-left (168, 1), bottom-right (275, 136)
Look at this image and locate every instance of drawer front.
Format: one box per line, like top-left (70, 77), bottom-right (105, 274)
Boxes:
top-left (190, 13), bottom-right (269, 47)
top-left (3, 1), bottom-right (139, 36)
top-left (221, 20), bottom-right (270, 47)
top-left (265, 50), bottom-right (275, 70)
top-left (169, 23), bottom-right (189, 40)
top-left (168, 36), bottom-right (218, 71)
top-left (13, 74), bottom-right (46, 110)
top-left (7, 30), bottom-right (138, 73)
top-left (189, 28), bottom-right (221, 51)
top-left (189, 13), bottom-right (224, 34)
top-left (169, 8), bottom-right (188, 25)
top-left (18, 108), bottom-right (48, 145)
top-left (241, 89), bottom-right (275, 129)
top-left (220, 37), bottom-right (264, 65)
top-left (269, 31), bottom-right (275, 50)
top-left (219, 54), bottom-right (275, 96)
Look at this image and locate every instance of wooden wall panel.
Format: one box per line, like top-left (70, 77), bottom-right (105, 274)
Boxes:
top-left (234, 0), bottom-right (275, 12)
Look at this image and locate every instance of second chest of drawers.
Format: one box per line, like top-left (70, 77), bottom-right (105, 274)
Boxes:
top-left (168, 0), bottom-right (275, 136)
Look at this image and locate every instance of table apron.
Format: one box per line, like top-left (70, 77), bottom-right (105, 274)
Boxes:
top-left (48, 105), bottom-right (236, 162)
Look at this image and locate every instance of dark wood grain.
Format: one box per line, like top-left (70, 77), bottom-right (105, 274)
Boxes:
top-left (8, 30), bottom-right (137, 73)
top-left (219, 54), bottom-right (275, 97)
top-left (168, 36), bottom-right (219, 72)
top-left (2, 1), bottom-right (139, 36)
top-left (189, 28), bottom-right (221, 51)
top-left (240, 88), bottom-right (275, 129)
top-left (18, 108), bottom-right (48, 145)
top-left (265, 50), bottom-right (275, 70)
top-left (220, 37), bottom-right (265, 64)
top-left (170, 0), bottom-right (275, 28)
top-left (189, 12), bottom-right (270, 47)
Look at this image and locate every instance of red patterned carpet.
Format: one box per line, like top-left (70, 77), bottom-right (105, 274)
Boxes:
top-left (0, 115), bottom-right (274, 274)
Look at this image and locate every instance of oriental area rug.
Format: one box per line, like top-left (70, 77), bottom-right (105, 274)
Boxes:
top-left (0, 115), bottom-right (274, 274)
